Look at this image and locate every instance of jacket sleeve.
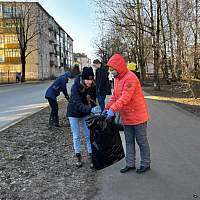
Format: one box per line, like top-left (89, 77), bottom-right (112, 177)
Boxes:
top-left (60, 77), bottom-right (68, 97)
top-left (71, 85), bottom-right (91, 114)
top-left (105, 91), bottom-right (116, 109)
top-left (110, 78), bottom-right (137, 112)
top-left (101, 68), bottom-right (108, 85)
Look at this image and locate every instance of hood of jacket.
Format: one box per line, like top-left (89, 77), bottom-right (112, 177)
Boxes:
top-left (107, 54), bottom-right (128, 79)
top-left (63, 71), bottom-right (72, 78)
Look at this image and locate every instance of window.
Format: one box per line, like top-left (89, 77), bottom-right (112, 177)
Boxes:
top-left (0, 35), bottom-right (4, 44)
top-left (0, 4), bottom-right (3, 18)
top-left (4, 5), bottom-right (13, 18)
top-left (4, 35), bottom-right (18, 44)
top-left (4, 20), bottom-right (15, 28)
top-left (5, 49), bottom-right (20, 57)
top-left (12, 7), bottom-right (22, 17)
top-left (0, 20), bottom-right (3, 27)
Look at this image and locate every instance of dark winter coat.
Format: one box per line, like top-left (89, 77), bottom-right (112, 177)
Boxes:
top-left (67, 75), bottom-right (95, 118)
top-left (45, 72), bottom-right (70, 100)
top-left (95, 65), bottom-right (111, 96)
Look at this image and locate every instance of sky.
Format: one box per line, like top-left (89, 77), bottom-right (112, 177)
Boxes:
top-left (39, 0), bottom-right (98, 60)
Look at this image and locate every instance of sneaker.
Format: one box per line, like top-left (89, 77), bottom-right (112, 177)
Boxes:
top-left (75, 153), bottom-right (82, 168)
top-left (136, 166), bottom-right (150, 173)
top-left (120, 166), bottom-right (136, 173)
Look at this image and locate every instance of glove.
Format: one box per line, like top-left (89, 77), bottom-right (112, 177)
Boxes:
top-left (106, 109), bottom-right (114, 119)
top-left (91, 106), bottom-right (101, 115)
top-left (102, 109), bottom-right (108, 116)
top-left (65, 94), bottom-right (70, 100)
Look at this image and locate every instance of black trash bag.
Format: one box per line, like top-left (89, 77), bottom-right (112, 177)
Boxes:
top-left (86, 115), bottom-right (125, 170)
top-left (115, 112), bottom-right (124, 131)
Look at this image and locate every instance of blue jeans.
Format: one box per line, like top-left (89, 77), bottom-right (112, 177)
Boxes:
top-left (124, 122), bottom-right (151, 167)
top-left (97, 95), bottom-right (106, 112)
top-left (68, 117), bottom-right (92, 154)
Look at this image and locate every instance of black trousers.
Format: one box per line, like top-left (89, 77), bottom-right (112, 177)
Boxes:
top-left (47, 97), bottom-right (59, 126)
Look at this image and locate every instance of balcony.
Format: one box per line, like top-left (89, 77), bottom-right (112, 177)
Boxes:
top-left (49, 33), bottom-right (55, 44)
top-left (50, 54), bottom-right (55, 61)
top-left (48, 24), bottom-right (54, 32)
top-left (50, 60), bottom-right (54, 66)
top-left (4, 57), bottom-right (21, 64)
top-left (0, 27), bottom-right (16, 34)
top-left (49, 46), bottom-right (55, 54)
top-left (4, 43), bottom-right (20, 49)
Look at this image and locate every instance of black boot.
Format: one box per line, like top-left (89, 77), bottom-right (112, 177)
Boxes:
top-left (136, 166), bottom-right (150, 173)
top-left (89, 153), bottom-right (94, 169)
top-left (48, 114), bottom-right (54, 128)
top-left (75, 153), bottom-right (82, 168)
top-left (54, 115), bottom-right (60, 127)
top-left (120, 166), bottom-right (136, 173)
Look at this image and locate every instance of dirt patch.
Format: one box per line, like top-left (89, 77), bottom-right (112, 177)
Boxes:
top-left (0, 99), bottom-right (97, 200)
top-left (143, 84), bottom-right (200, 118)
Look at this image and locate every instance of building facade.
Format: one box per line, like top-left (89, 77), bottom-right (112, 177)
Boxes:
top-left (0, 2), bottom-right (73, 83)
top-left (73, 53), bottom-right (91, 72)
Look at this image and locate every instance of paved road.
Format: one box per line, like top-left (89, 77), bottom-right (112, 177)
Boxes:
top-left (94, 95), bottom-right (200, 200)
top-left (0, 81), bottom-right (73, 132)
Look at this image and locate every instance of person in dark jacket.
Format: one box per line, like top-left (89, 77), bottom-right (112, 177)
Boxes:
top-left (67, 67), bottom-right (100, 168)
top-left (45, 71), bottom-right (72, 128)
top-left (93, 59), bottom-right (111, 112)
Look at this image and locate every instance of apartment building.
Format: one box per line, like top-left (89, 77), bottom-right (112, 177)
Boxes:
top-left (0, 2), bottom-right (73, 83)
top-left (74, 53), bottom-right (91, 71)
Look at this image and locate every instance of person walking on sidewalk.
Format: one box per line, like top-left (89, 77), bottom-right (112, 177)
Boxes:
top-left (93, 59), bottom-right (111, 112)
top-left (67, 67), bottom-right (100, 168)
top-left (105, 53), bottom-right (151, 173)
top-left (45, 71), bottom-right (72, 128)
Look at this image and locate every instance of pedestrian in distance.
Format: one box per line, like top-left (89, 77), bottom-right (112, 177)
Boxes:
top-left (127, 62), bottom-right (141, 80)
top-left (45, 71), bottom-right (72, 128)
top-left (104, 53), bottom-right (151, 173)
top-left (16, 72), bottom-right (21, 83)
top-left (93, 59), bottom-right (111, 112)
top-left (67, 67), bottom-right (100, 168)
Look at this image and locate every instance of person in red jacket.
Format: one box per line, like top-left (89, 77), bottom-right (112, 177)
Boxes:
top-left (105, 53), bottom-right (151, 173)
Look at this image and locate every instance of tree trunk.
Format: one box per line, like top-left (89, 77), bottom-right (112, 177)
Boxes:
top-left (175, 0), bottom-right (183, 78)
top-left (21, 52), bottom-right (26, 82)
top-left (165, 0), bottom-right (176, 80)
top-left (149, 0), bottom-right (161, 90)
top-left (160, 2), bottom-right (169, 82)
top-left (194, 0), bottom-right (199, 79)
top-left (136, 0), bottom-right (146, 82)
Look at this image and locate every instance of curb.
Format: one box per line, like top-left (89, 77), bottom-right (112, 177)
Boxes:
top-left (0, 80), bottom-right (52, 87)
top-left (0, 97), bottom-right (65, 133)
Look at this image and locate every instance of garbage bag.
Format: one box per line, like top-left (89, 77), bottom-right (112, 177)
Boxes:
top-left (86, 115), bottom-right (125, 170)
top-left (115, 112), bottom-right (124, 131)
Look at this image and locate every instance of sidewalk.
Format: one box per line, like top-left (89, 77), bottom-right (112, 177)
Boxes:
top-left (0, 99), bottom-right (97, 200)
top-left (93, 94), bottom-right (200, 200)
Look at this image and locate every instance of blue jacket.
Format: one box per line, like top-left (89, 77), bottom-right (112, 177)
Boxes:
top-left (67, 75), bottom-right (93, 118)
top-left (45, 72), bottom-right (71, 100)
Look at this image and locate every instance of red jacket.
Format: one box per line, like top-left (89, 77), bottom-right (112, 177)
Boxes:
top-left (105, 54), bottom-right (149, 125)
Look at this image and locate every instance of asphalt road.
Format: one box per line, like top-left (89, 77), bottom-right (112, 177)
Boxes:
top-left (0, 80), bottom-right (73, 132)
top-left (94, 95), bottom-right (200, 200)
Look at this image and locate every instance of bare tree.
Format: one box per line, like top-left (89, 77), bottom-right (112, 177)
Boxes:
top-left (194, 0), bottom-right (200, 78)
top-left (92, 0), bottom-right (200, 90)
top-left (12, 2), bottom-right (41, 82)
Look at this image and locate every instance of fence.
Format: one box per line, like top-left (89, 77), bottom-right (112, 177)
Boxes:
top-left (0, 70), bottom-right (17, 83)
